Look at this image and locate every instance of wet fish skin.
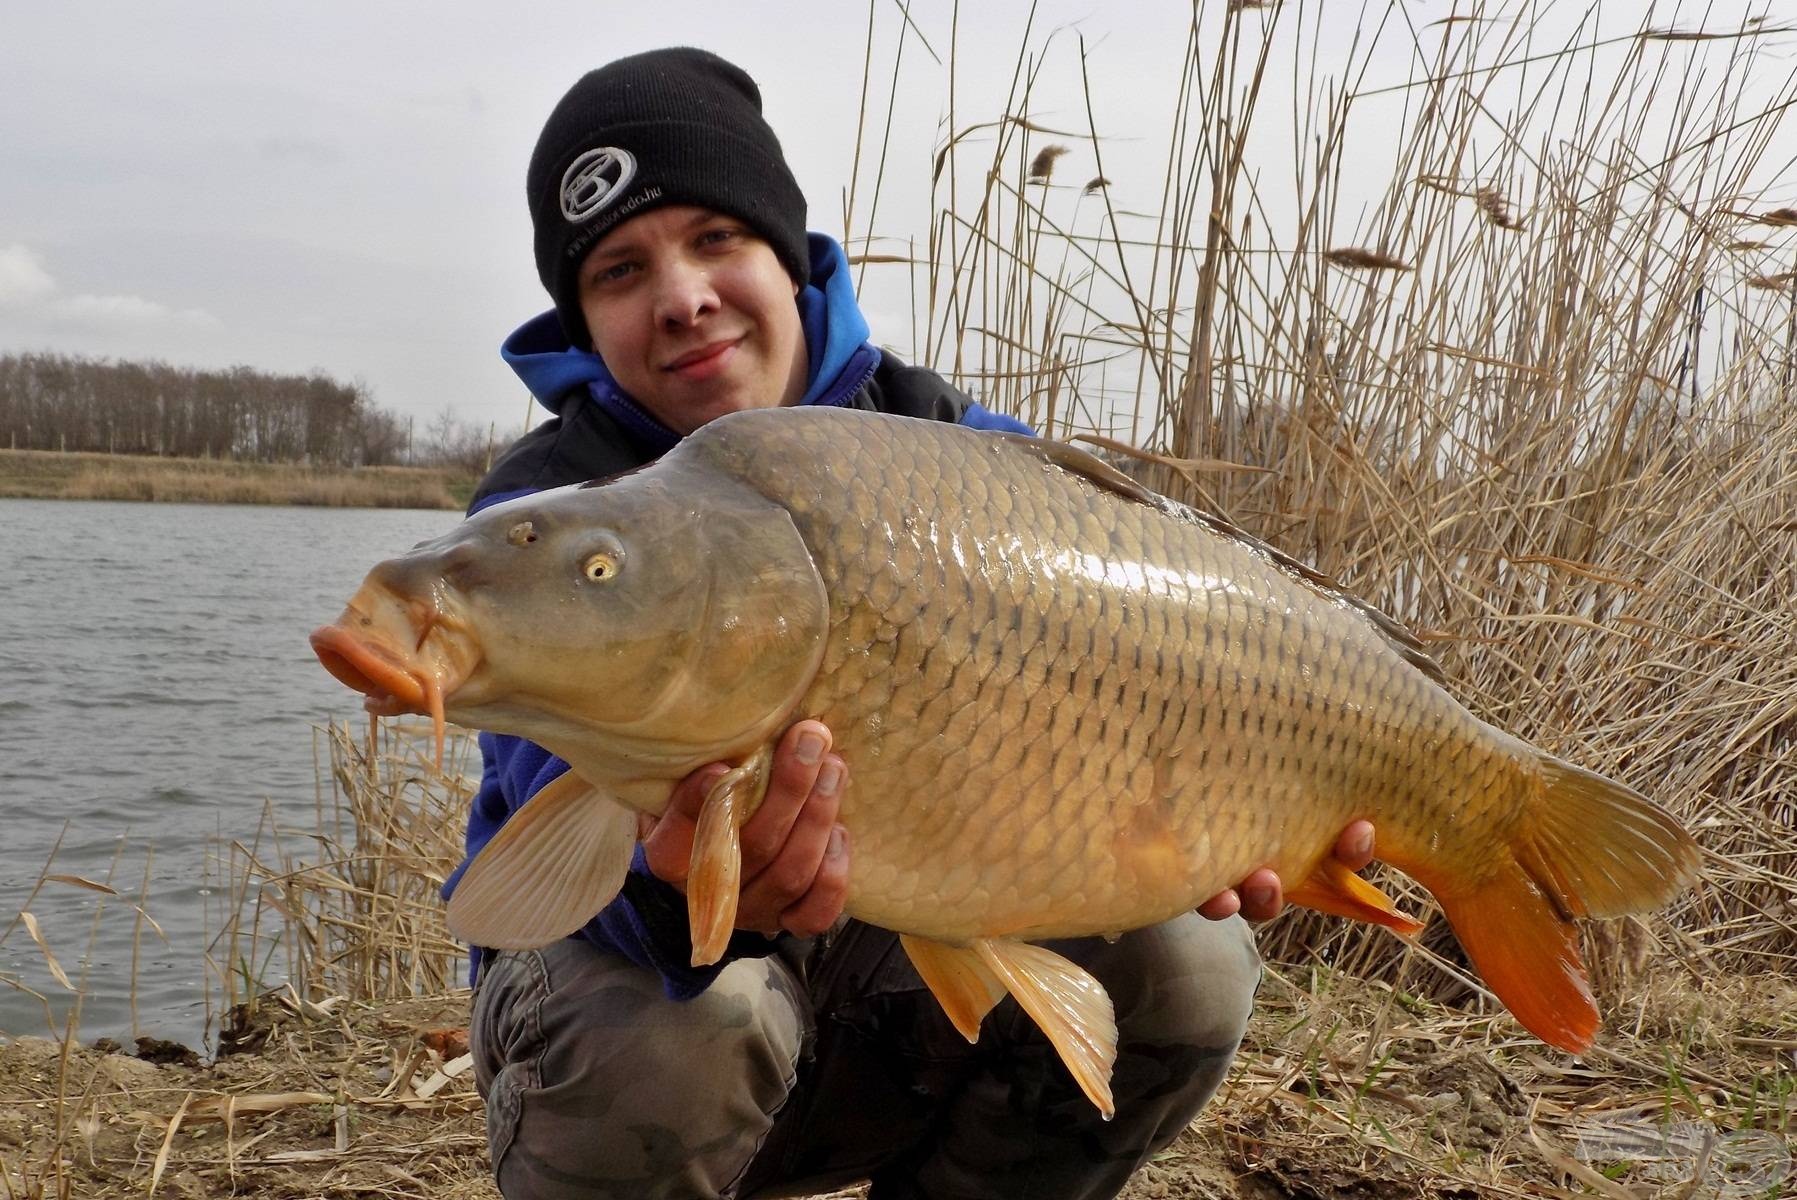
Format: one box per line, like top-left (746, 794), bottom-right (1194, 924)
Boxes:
top-left (689, 411), bottom-right (1524, 939)
top-left (311, 407), bottom-right (1699, 1115)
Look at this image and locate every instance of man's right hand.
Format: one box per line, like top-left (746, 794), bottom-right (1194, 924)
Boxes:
top-left (639, 719), bottom-right (851, 940)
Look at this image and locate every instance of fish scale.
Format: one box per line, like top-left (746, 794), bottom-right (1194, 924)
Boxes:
top-left (313, 405), bottom-right (1700, 1115)
top-left (683, 412), bottom-right (1485, 939)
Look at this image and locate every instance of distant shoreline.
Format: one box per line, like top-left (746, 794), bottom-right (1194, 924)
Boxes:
top-left (0, 448), bottom-right (475, 510)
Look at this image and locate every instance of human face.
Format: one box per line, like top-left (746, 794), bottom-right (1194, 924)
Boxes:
top-left (576, 206), bottom-right (809, 436)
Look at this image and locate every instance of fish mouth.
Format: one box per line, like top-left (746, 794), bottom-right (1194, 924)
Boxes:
top-left (309, 583), bottom-right (477, 764)
top-left (311, 623), bottom-right (433, 713)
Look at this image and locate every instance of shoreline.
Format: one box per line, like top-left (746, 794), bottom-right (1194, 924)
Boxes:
top-left (0, 448), bottom-right (476, 510)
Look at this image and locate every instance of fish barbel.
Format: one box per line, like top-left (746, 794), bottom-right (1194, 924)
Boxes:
top-left (310, 408), bottom-right (1699, 1116)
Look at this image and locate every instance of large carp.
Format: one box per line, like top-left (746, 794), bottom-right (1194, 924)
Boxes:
top-left (311, 408), bottom-right (1698, 1116)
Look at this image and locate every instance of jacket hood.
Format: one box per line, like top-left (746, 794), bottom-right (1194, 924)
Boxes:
top-left (500, 232), bottom-right (873, 422)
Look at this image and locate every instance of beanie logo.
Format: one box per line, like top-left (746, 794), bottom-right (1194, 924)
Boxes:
top-left (560, 147), bottom-right (638, 223)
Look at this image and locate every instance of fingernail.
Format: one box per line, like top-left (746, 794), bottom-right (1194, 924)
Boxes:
top-left (1351, 829), bottom-right (1373, 859)
top-left (1245, 884), bottom-right (1276, 911)
top-left (815, 760), bottom-right (843, 797)
top-left (827, 826), bottom-right (846, 860)
top-left (795, 729), bottom-right (826, 765)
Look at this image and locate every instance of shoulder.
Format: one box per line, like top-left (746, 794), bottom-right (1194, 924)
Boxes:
top-left (470, 401), bottom-right (655, 512)
top-left (858, 353), bottom-right (972, 424)
top-left (857, 353), bottom-right (1035, 436)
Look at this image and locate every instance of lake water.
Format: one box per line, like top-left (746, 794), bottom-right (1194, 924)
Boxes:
top-left (0, 498), bottom-right (460, 1048)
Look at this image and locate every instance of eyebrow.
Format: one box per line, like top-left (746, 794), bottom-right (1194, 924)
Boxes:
top-left (585, 240), bottom-right (636, 267)
top-left (584, 212), bottom-right (727, 270)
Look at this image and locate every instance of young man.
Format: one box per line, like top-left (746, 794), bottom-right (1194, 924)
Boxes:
top-left (455, 48), bottom-right (1375, 1200)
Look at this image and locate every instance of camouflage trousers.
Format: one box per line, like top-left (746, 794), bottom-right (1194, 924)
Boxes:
top-left (470, 913), bottom-right (1260, 1200)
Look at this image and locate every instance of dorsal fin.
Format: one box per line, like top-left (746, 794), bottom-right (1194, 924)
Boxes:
top-left (995, 431), bottom-right (1446, 686)
top-left (993, 431), bottom-right (1164, 507)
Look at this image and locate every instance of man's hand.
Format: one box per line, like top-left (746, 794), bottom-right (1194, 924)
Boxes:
top-left (640, 720), bottom-right (850, 939)
top-left (1198, 820), bottom-right (1376, 922)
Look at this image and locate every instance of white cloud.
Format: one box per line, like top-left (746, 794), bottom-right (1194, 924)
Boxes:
top-left (0, 243), bottom-right (218, 327)
top-left (50, 292), bottom-right (220, 328)
top-left (0, 244), bottom-right (56, 304)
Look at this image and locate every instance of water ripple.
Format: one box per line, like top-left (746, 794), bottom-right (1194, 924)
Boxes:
top-left (0, 498), bottom-right (452, 1046)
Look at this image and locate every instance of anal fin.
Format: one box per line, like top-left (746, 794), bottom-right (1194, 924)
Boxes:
top-left (447, 769), bottom-right (636, 949)
top-left (687, 745), bottom-right (774, 967)
top-left (1286, 858), bottom-right (1425, 936)
top-left (900, 934), bottom-right (1008, 1043)
top-left (975, 940), bottom-right (1118, 1119)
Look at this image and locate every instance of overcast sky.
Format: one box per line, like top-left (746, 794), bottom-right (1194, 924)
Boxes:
top-left (3, 2), bottom-right (1791, 435)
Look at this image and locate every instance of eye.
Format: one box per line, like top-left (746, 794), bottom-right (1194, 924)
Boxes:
top-left (583, 552), bottom-right (621, 582)
top-left (584, 259), bottom-right (637, 291)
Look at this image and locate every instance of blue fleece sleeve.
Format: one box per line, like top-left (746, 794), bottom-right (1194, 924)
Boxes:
top-left (448, 731), bottom-right (781, 997)
top-left (958, 401), bottom-right (1037, 437)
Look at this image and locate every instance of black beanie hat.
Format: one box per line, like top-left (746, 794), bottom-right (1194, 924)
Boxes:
top-left (527, 47), bottom-right (811, 349)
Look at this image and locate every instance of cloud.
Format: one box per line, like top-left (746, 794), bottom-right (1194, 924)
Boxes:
top-left (51, 292), bottom-right (221, 328)
top-left (0, 244), bottom-right (56, 304)
top-left (0, 243), bottom-right (218, 327)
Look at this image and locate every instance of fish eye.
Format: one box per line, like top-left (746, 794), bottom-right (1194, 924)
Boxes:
top-left (583, 552), bottom-right (621, 582)
top-left (507, 521), bottom-right (538, 546)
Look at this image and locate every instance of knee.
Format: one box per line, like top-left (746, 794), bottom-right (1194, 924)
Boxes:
top-left (473, 945), bottom-right (805, 1198)
top-left (1104, 913), bottom-right (1259, 1055)
top-left (1087, 915), bottom-right (1259, 1132)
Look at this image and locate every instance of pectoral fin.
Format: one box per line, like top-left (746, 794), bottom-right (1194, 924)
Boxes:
top-left (975, 940), bottom-right (1118, 1119)
top-left (687, 745), bottom-right (775, 968)
top-left (1286, 858), bottom-right (1425, 936)
top-left (447, 769), bottom-right (636, 949)
top-left (900, 935), bottom-right (1008, 1042)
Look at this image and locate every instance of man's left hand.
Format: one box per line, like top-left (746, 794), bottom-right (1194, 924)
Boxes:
top-left (1197, 820), bottom-right (1376, 922)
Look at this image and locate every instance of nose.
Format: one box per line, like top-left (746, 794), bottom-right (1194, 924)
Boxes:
top-left (369, 553), bottom-right (448, 602)
top-left (653, 256), bottom-right (719, 330)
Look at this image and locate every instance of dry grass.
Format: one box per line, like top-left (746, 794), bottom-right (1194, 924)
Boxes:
top-left (211, 721), bottom-right (476, 1022)
top-left (0, 449), bottom-right (472, 509)
top-left (5, 1), bottom-right (1796, 1196)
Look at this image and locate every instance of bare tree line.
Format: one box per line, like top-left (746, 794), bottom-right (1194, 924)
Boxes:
top-left (0, 353), bottom-right (413, 466)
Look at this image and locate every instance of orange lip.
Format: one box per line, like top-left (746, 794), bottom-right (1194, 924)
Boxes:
top-left (310, 622), bottom-right (452, 766)
top-left (310, 624), bottom-right (431, 712)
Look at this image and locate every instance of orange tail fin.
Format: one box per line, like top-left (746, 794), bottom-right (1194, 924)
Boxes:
top-left (1403, 755), bottom-right (1700, 1053)
top-left (1438, 857), bottom-right (1600, 1051)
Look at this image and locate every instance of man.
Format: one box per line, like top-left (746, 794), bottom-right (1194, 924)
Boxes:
top-left (454, 47), bottom-right (1375, 1200)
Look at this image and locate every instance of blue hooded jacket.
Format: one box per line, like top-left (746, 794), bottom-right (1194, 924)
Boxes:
top-left (447, 233), bottom-right (1032, 994)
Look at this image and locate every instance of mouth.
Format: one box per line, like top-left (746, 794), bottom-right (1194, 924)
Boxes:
top-left (311, 623), bottom-right (433, 713)
top-left (663, 336), bottom-right (743, 379)
top-left (309, 585), bottom-right (474, 766)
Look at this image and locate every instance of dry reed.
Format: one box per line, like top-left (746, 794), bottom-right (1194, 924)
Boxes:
top-left (1320, 247), bottom-right (1414, 272)
top-left (210, 720), bottom-right (475, 1021)
top-left (843, 0), bottom-right (1797, 1009)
